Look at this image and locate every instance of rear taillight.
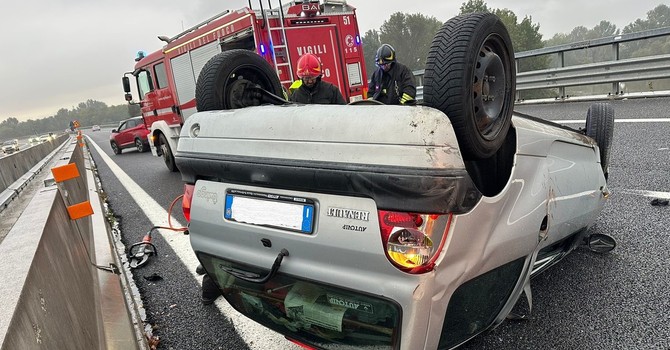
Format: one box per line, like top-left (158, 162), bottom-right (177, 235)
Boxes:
top-left (378, 210), bottom-right (452, 274)
top-left (182, 184), bottom-right (195, 223)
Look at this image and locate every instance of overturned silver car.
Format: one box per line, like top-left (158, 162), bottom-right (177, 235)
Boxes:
top-left (176, 12), bottom-right (615, 350)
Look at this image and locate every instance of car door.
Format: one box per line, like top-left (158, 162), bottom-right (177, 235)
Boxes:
top-left (116, 120), bottom-right (133, 147)
top-left (128, 118), bottom-right (147, 142)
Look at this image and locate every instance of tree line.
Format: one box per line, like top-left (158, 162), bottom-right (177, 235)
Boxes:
top-left (2, 1), bottom-right (669, 138)
top-left (362, 1), bottom-right (670, 97)
top-left (0, 100), bottom-right (140, 140)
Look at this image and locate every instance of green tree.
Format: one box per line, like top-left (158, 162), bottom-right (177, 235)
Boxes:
top-left (362, 29), bottom-right (381, 80)
top-left (0, 117), bottom-right (20, 129)
top-left (379, 13), bottom-right (443, 71)
top-left (621, 4), bottom-right (670, 58)
top-left (0, 99), bottom-right (139, 140)
top-left (362, 12), bottom-right (442, 78)
top-left (459, 0), bottom-right (545, 53)
top-left (623, 4), bottom-right (670, 33)
top-left (459, 0), bottom-right (489, 13)
top-left (459, 0), bottom-right (548, 97)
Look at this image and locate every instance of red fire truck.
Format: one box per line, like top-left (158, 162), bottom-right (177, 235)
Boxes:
top-left (122, 0), bottom-right (368, 171)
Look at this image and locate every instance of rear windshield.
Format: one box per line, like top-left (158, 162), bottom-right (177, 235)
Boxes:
top-left (199, 253), bottom-right (402, 349)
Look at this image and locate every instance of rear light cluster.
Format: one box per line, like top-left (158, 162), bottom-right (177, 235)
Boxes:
top-left (182, 184), bottom-right (195, 222)
top-left (378, 210), bottom-right (453, 274)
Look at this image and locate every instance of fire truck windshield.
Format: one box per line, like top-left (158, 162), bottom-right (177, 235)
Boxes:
top-left (137, 70), bottom-right (152, 98)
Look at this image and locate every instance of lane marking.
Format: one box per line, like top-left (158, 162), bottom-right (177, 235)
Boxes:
top-left (85, 136), bottom-right (297, 350)
top-left (616, 189), bottom-right (670, 199)
top-left (550, 118), bottom-right (670, 124)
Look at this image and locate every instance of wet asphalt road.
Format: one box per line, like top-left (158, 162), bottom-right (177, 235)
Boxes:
top-left (85, 97), bottom-right (670, 350)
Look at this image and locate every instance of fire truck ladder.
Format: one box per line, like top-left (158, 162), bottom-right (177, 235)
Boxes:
top-left (164, 9), bottom-right (231, 43)
top-left (262, 0), bottom-right (294, 85)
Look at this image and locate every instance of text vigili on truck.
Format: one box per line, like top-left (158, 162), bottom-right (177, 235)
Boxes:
top-left (122, 0), bottom-right (366, 171)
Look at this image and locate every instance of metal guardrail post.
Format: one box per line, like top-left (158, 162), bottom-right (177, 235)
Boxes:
top-left (612, 42), bottom-right (620, 95)
top-left (558, 51), bottom-right (565, 99)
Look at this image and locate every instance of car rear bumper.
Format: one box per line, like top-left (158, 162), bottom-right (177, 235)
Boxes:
top-left (188, 179), bottom-right (530, 350)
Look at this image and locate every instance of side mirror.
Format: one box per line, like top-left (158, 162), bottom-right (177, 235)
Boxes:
top-left (122, 76), bottom-right (131, 93)
top-left (111, 129), bottom-right (118, 133)
top-left (125, 93), bottom-right (133, 102)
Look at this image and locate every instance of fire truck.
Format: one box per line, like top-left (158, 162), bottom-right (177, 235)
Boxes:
top-left (122, 0), bottom-right (368, 171)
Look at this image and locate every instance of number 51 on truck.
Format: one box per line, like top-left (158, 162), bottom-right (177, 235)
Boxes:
top-left (121, 0), bottom-right (368, 172)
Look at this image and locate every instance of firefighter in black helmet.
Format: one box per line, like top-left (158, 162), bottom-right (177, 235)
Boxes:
top-left (368, 44), bottom-right (416, 105)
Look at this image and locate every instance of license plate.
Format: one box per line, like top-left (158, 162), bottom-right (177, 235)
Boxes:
top-left (224, 189), bottom-right (315, 234)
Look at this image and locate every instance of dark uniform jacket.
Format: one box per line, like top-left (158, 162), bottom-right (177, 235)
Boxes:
top-left (289, 79), bottom-right (346, 105)
top-left (369, 62), bottom-right (416, 105)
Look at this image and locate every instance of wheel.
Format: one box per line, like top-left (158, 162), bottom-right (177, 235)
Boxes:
top-left (135, 138), bottom-right (146, 153)
top-left (196, 49), bottom-right (283, 111)
top-left (423, 13), bottom-right (516, 160)
top-left (110, 141), bottom-right (121, 155)
top-left (159, 134), bottom-right (178, 172)
top-left (585, 103), bottom-right (614, 179)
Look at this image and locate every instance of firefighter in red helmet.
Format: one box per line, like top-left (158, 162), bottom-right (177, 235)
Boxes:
top-left (289, 53), bottom-right (346, 104)
top-left (369, 44), bottom-right (416, 105)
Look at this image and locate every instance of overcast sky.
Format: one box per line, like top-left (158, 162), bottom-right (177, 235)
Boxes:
top-left (0, 0), bottom-right (663, 122)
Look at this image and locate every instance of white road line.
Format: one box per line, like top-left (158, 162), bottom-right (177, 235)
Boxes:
top-left (616, 189), bottom-right (670, 199)
top-left (85, 136), bottom-right (298, 350)
top-left (550, 118), bottom-right (670, 124)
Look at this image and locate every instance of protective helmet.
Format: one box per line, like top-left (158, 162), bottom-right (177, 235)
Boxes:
top-left (375, 44), bottom-right (396, 66)
top-left (296, 53), bottom-right (323, 78)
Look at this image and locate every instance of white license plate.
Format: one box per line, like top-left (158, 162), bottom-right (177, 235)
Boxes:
top-left (224, 190), bottom-right (315, 234)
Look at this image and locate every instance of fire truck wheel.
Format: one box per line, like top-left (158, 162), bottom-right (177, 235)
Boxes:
top-left (196, 49), bottom-right (283, 111)
top-left (423, 13), bottom-right (515, 160)
top-left (159, 134), bottom-right (178, 172)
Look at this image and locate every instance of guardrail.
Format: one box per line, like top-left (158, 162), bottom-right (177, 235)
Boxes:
top-left (0, 138), bottom-right (143, 349)
top-left (413, 26), bottom-right (670, 102)
top-left (0, 135), bottom-right (69, 212)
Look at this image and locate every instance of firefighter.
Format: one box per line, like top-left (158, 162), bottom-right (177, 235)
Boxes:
top-left (289, 53), bottom-right (346, 105)
top-left (369, 44), bottom-right (416, 105)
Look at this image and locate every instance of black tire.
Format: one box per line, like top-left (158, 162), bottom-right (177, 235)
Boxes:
top-left (585, 103), bottom-right (614, 179)
top-left (196, 50), bottom-right (283, 111)
top-left (110, 141), bottom-right (121, 155)
top-left (423, 13), bottom-right (516, 160)
top-left (159, 134), bottom-right (178, 172)
top-left (135, 138), bottom-right (146, 153)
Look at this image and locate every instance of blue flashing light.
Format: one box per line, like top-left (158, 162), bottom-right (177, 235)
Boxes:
top-left (355, 35), bottom-right (361, 45)
top-left (260, 44), bottom-right (266, 55)
top-left (135, 50), bottom-right (146, 62)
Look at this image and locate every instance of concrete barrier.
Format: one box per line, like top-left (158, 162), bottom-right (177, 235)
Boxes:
top-left (0, 139), bottom-right (143, 350)
top-left (0, 135), bottom-right (69, 194)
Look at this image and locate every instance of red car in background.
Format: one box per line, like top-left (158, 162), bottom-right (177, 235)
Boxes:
top-left (110, 116), bottom-right (150, 155)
